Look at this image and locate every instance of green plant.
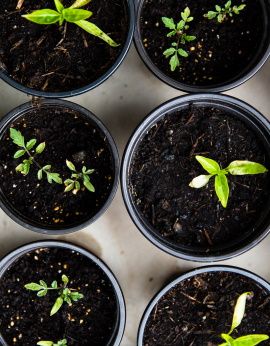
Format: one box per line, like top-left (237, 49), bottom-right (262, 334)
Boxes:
top-left (37, 339), bottom-right (67, 346)
top-left (189, 155), bottom-right (268, 208)
top-left (25, 274), bottom-right (84, 316)
top-left (10, 128), bottom-right (62, 184)
top-left (162, 7), bottom-right (196, 71)
top-left (64, 160), bottom-right (95, 193)
top-left (22, 0), bottom-right (118, 47)
top-left (219, 292), bottom-right (269, 346)
top-left (204, 0), bottom-right (246, 23)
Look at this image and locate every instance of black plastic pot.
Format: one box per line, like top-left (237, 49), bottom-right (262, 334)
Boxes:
top-left (0, 99), bottom-right (119, 234)
top-left (134, 0), bottom-right (270, 93)
top-left (0, 0), bottom-right (135, 98)
top-left (121, 94), bottom-right (270, 262)
top-left (137, 265), bottom-right (270, 345)
top-left (0, 240), bottom-right (126, 346)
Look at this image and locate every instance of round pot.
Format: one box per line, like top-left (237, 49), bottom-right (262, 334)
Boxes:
top-left (138, 265), bottom-right (270, 346)
top-left (121, 94), bottom-right (270, 261)
top-left (0, 240), bottom-right (126, 346)
top-left (134, 0), bottom-right (270, 93)
top-left (0, 0), bottom-right (135, 98)
top-left (0, 99), bottom-right (119, 234)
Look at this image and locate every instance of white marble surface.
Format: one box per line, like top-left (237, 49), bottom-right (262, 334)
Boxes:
top-left (0, 45), bottom-right (270, 346)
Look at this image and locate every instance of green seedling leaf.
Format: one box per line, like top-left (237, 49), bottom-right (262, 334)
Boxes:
top-left (163, 47), bottom-right (176, 58)
top-left (161, 17), bottom-right (176, 30)
top-left (204, 1), bottom-right (246, 23)
top-left (195, 155), bottom-right (220, 174)
top-left (204, 11), bottom-right (218, 19)
top-left (189, 174), bottom-right (212, 188)
top-left (229, 292), bottom-right (252, 335)
top-left (37, 342), bottom-right (54, 346)
top-left (37, 169), bottom-right (43, 180)
top-left (22, 9), bottom-right (61, 24)
top-left (230, 335), bottom-right (269, 345)
top-left (75, 20), bottom-right (119, 47)
top-left (50, 296), bottom-right (64, 316)
top-left (14, 149), bottom-right (26, 159)
top-left (83, 178), bottom-right (95, 192)
top-left (37, 290), bottom-right (48, 297)
top-left (54, 0), bottom-right (64, 12)
top-left (47, 172), bottom-right (63, 184)
top-left (62, 274), bottom-right (69, 285)
top-left (66, 160), bottom-right (76, 171)
top-left (70, 0), bottom-right (92, 8)
top-left (178, 48), bottom-right (188, 57)
top-left (26, 139), bottom-right (37, 150)
top-left (215, 174), bottom-right (229, 208)
top-left (25, 283), bottom-right (43, 291)
top-left (169, 54), bottom-right (180, 71)
top-left (10, 128), bottom-right (25, 147)
top-left (62, 8), bottom-right (92, 22)
top-left (36, 142), bottom-right (46, 154)
top-left (227, 161), bottom-right (268, 175)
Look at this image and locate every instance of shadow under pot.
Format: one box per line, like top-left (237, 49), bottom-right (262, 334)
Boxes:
top-left (0, 99), bottom-right (119, 234)
top-left (0, 240), bottom-right (126, 346)
top-left (138, 266), bottom-right (270, 346)
top-left (0, 0), bottom-right (134, 98)
top-left (121, 94), bottom-right (270, 261)
top-left (134, 0), bottom-right (270, 93)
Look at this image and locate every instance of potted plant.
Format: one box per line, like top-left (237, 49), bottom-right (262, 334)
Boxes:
top-left (0, 0), bottom-right (135, 98)
top-left (121, 94), bottom-right (270, 261)
top-left (134, 0), bottom-right (270, 92)
top-left (0, 240), bottom-right (126, 345)
top-left (138, 266), bottom-right (270, 345)
top-left (0, 99), bottom-right (119, 234)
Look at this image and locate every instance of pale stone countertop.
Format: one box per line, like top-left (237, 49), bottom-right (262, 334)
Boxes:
top-left (0, 45), bottom-right (270, 346)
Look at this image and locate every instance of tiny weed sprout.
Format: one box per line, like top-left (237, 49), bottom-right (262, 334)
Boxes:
top-left (204, 0), bottom-right (246, 23)
top-left (162, 7), bottom-right (196, 71)
top-left (64, 160), bottom-right (95, 194)
top-left (218, 292), bottom-right (269, 346)
top-left (189, 155), bottom-right (268, 208)
top-left (22, 0), bottom-right (119, 47)
top-left (37, 339), bottom-right (67, 346)
top-left (25, 274), bottom-right (84, 316)
top-left (10, 128), bottom-right (62, 184)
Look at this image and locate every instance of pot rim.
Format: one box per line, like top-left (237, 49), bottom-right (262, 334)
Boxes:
top-left (0, 240), bottom-right (126, 346)
top-left (0, 98), bottom-right (120, 234)
top-left (121, 93), bottom-right (270, 262)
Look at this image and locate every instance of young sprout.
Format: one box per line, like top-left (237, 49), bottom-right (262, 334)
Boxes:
top-left (219, 292), bottom-right (269, 345)
top-left (10, 128), bottom-right (62, 185)
top-left (189, 155), bottom-right (268, 208)
top-left (22, 0), bottom-right (118, 47)
top-left (25, 275), bottom-right (84, 316)
top-left (37, 339), bottom-right (67, 346)
top-left (64, 160), bottom-right (95, 194)
top-left (204, 0), bottom-right (246, 23)
top-left (162, 7), bottom-right (196, 71)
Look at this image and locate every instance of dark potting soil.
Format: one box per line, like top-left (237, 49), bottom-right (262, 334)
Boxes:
top-left (0, 247), bottom-right (118, 345)
top-left (0, 105), bottom-right (115, 228)
top-left (0, 0), bottom-right (129, 93)
top-left (139, 0), bottom-right (265, 86)
top-left (143, 271), bottom-right (270, 345)
top-left (129, 104), bottom-right (270, 252)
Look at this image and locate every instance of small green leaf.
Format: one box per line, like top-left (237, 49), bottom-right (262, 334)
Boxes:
top-left (39, 280), bottom-right (47, 288)
top-left (163, 47), bottom-right (176, 58)
top-left (238, 4), bottom-right (246, 11)
top-left (54, 0), bottom-right (64, 12)
top-left (62, 8), bottom-right (92, 22)
top-left (37, 342), bottom-right (54, 346)
top-left (43, 165), bottom-right (51, 171)
top-left (196, 155), bottom-right (220, 174)
top-left (50, 297), bottom-right (64, 316)
top-left (64, 183), bottom-right (75, 192)
top-left (226, 161), bottom-right (268, 176)
top-left (169, 54), bottom-right (180, 71)
top-left (25, 283), bottom-right (43, 291)
top-left (185, 35), bottom-right (196, 42)
top-left (230, 334), bottom-right (269, 345)
top-left (15, 163), bottom-right (24, 172)
top-left (215, 5), bottom-right (222, 12)
top-left (70, 0), bottom-right (92, 8)
top-left (70, 292), bottom-right (84, 301)
top-left (189, 175), bottom-right (212, 188)
top-left (75, 181), bottom-right (81, 190)
top-left (167, 30), bottom-right (176, 37)
top-left (37, 289), bottom-right (48, 297)
top-left (37, 169), bottom-right (43, 180)
top-left (178, 48), bottom-right (188, 57)
top-left (217, 13), bottom-right (225, 23)
top-left (36, 142), bottom-right (46, 154)
top-left (205, 11), bottom-right (218, 19)
top-left (22, 9), bottom-right (61, 24)
top-left (51, 280), bottom-right (58, 289)
top-left (14, 149), bottom-right (26, 159)
top-left (229, 292), bottom-right (253, 335)
top-left (225, 0), bottom-right (232, 9)
top-left (66, 160), bottom-right (76, 172)
top-left (26, 139), bottom-right (37, 150)
top-left (83, 179), bottom-right (95, 192)
top-left (62, 274), bottom-right (69, 285)
top-left (215, 174), bottom-right (229, 208)
top-left (22, 160), bottom-right (31, 175)
top-left (161, 17), bottom-right (176, 30)
top-left (181, 7), bottom-right (190, 21)
top-left (177, 20), bottom-right (185, 31)
top-left (47, 172), bottom-right (62, 184)
top-left (75, 20), bottom-right (119, 47)
top-left (10, 128), bottom-right (25, 147)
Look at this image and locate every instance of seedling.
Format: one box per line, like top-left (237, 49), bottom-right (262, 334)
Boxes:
top-left (10, 128), bottom-right (62, 184)
top-left (162, 7), bottom-right (196, 71)
top-left (22, 0), bottom-right (118, 47)
top-left (189, 155), bottom-right (268, 208)
top-left (218, 292), bottom-right (269, 345)
top-left (25, 274), bottom-right (84, 316)
top-left (37, 340), bottom-right (67, 346)
top-left (64, 160), bottom-right (95, 193)
top-left (204, 0), bottom-right (246, 23)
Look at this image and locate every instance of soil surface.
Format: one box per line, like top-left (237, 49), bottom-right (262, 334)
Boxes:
top-left (0, 0), bottom-right (129, 93)
top-left (0, 104), bottom-right (115, 228)
top-left (139, 0), bottom-right (266, 86)
top-left (129, 104), bottom-right (270, 254)
top-left (0, 247), bottom-right (118, 346)
top-left (143, 271), bottom-right (270, 345)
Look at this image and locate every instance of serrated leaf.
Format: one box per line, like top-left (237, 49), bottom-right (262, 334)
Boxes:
top-left (169, 54), bottom-right (179, 71)
top-left (161, 17), bottom-right (176, 30)
top-left (205, 11), bottom-right (218, 19)
top-left (227, 161), bottom-right (268, 175)
top-left (189, 175), bottom-right (212, 188)
top-left (36, 142), bottom-right (46, 154)
top-left (16, 163), bottom-right (24, 172)
top-left (66, 160), bottom-right (76, 172)
top-left (163, 47), bottom-right (176, 58)
top-left (26, 138), bottom-right (37, 150)
top-left (24, 283), bottom-right (43, 291)
top-left (47, 172), bottom-right (62, 184)
top-left (10, 128), bottom-right (25, 147)
top-left (70, 0), bottom-right (92, 8)
top-left (22, 9), bottom-right (61, 24)
top-left (196, 155), bottom-right (220, 174)
top-left (178, 48), bottom-right (188, 57)
top-left (215, 174), bottom-right (229, 208)
top-left (62, 8), bottom-right (92, 22)
top-left (14, 149), bottom-right (26, 159)
top-left (50, 296), bottom-right (64, 316)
